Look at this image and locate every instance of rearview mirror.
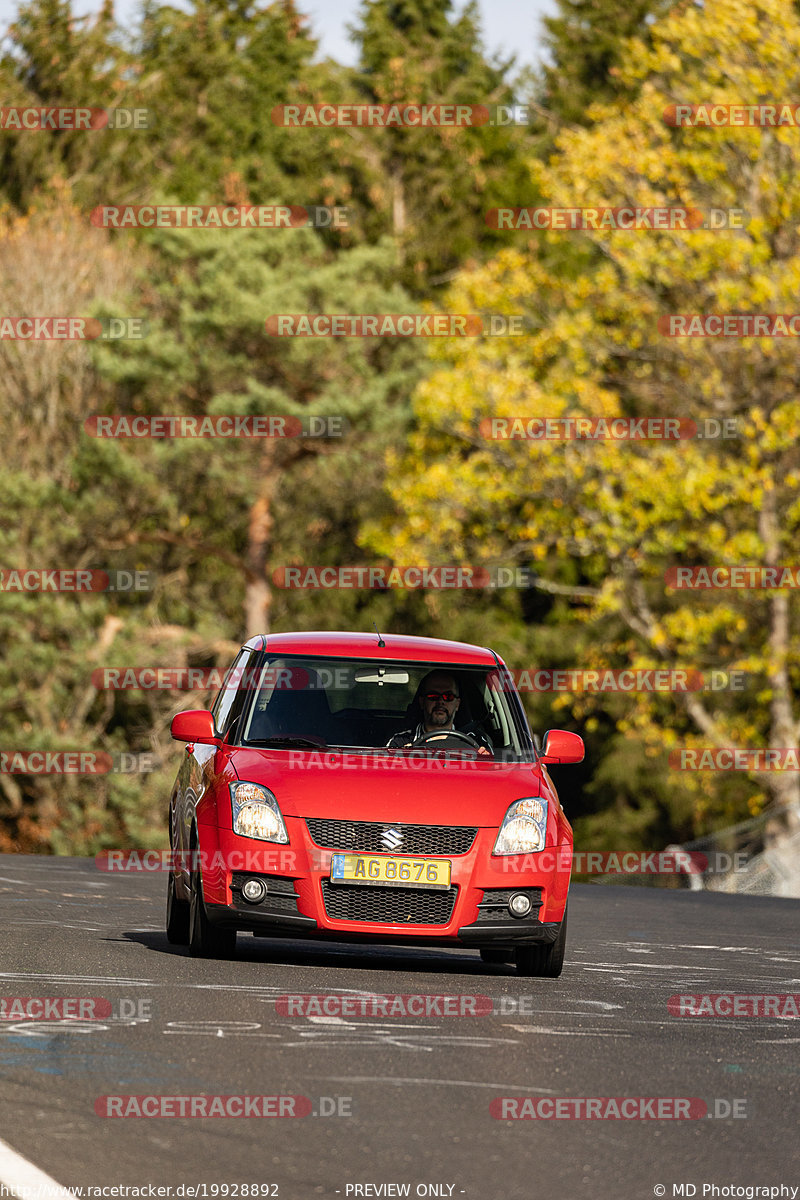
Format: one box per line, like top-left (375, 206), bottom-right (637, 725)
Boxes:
top-left (539, 729), bottom-right (584, 765)
top-left (354, 668), bottom-right (410, 684)
top-left (171, 709), bottom-right (218, 745)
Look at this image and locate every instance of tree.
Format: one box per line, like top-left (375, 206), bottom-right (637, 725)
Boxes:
top-left (133, 0), bottom-right (345, 205)
top-left (0, 0), bottom-right (145, 208)
top-left (88, 222), bottom-right (426, 637)
top-left (0, 0), bottom-right (364, 222)
top-left (538, 0), bottom-right (675, 125)
top-left (0, 204), bottom-right (169, 852)
top-left (343, 0), bottom-right (532, 293)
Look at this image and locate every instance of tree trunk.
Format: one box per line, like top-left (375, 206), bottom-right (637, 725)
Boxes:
top-left (244, 446), bottom-right (278, 637)
top-left (760, 489), bottom-right (800, 830)
top-left (391, 159), bottom-right (406, 238)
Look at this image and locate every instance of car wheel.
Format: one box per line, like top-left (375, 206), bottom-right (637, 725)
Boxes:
top-left (480, 948), bottom-right (513, 964)
top-left (188, 862), bottom-right (237, 959)
top-left (165, 870), bottom-right (190, 945)
top-left (515, 904), bottom-right (568, 978)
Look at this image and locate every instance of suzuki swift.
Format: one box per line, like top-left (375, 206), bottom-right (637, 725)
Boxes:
top-left (166, 631), bottom-right (583, 976)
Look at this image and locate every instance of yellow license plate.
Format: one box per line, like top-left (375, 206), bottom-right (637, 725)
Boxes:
top-left (329, 854), bottom-right (451, 889)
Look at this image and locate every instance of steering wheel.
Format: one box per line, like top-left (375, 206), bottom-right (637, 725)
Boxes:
top-left (410, 729), bottom-right (483, 754)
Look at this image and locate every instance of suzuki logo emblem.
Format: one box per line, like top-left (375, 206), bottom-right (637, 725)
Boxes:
top-left (381, 827), bottom-right (403, 851)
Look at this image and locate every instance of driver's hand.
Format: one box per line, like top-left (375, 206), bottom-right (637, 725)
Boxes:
top-left (477, 746), bottom-right (491, 757)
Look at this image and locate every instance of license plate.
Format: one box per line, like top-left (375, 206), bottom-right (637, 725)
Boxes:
top-left (329, 854), bottom-right (451, 889)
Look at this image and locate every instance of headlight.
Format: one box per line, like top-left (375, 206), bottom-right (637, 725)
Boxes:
top-left (493, 797), bottom-right (548, 855)
top-left (230, 782), bottom-right (288, 843)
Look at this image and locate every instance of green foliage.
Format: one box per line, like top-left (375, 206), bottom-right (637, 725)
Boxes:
top-left (3, 0), bottom-right (787, 858)
top-left (539, 0), bottom-right (675, 124)
top-left (346, 0), bottom-right (533, 293)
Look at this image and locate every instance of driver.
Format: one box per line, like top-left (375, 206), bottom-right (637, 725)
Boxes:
top-left (386, 671), bottom-right (492, 755)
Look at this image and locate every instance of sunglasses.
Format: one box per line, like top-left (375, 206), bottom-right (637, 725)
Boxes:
top-left (422, 691), bottom-right (458, 702)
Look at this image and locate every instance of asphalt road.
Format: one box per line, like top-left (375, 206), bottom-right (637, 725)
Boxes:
top-left (0, 852), bottom-right (798, 1200)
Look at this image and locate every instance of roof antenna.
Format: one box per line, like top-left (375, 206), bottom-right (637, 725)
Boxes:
top-left (373, 622), bottom-right (386, 648)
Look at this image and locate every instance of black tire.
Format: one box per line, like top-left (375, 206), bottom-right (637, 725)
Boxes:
top-left (188, 862), bottom-right (237, 959)
top-left (166, 870), bottom-right (190, 945)
top-left (515, 904), bottom-right (568, 978)
top-left (480, 948), bottom-right (513, 964)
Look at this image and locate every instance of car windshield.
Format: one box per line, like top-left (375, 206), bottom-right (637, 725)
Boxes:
top-left (237, 656), bottom-right (533, 760)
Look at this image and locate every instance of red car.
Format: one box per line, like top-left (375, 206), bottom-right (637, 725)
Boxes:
top-left (166, 631), bottom-right (583, 976)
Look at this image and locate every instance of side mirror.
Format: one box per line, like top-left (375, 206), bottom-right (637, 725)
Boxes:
top-left (539, 729), bottom-right (584, 765)
top-left (171, 709), bottom-right (218, 745)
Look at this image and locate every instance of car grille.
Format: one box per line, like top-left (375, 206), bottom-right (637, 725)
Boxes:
top-left (475, 887), bottom-right (543, 923)
top-left (320, 880), bottom-right (458, 925)
top-left (306, 818), bottom-right (477, 856)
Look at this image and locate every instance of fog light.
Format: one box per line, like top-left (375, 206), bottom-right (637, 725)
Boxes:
top-left (508, 892), bottom-right (532, 918)
top-left (242, 878), bottom-right (267, 904)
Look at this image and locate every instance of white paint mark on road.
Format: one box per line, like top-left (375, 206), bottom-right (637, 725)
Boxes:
top-left (581, 962), bottom-right (719, 972)
top-left (0, 973), bottom-right (154, 986)
top-left (322, 1075), bottom-right (556, 1093)
top-left (163, 1021), bottom-right (266, 1037)
top-left (503, 1025), bottom-right (633, 1038)
top-left (0, 1134), bottom-right (74, 1200)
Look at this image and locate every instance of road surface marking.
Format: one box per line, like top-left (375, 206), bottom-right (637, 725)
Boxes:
top-left (323, 1075), bottom-right (556, 1092)
top-left (0, 1135), bottom-right (74, 1200)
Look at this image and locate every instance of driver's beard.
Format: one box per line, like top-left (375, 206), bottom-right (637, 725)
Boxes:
top-left (425, 711), bottom-right (453, 730)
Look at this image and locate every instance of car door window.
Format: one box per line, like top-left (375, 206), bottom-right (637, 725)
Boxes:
top-left (212, 649), bottom-right (254, 739)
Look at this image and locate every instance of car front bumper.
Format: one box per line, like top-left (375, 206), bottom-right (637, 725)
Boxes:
top-left (195, 819), bottom-right (571, 946)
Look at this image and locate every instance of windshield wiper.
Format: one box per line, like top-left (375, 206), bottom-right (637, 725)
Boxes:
top-left (325, 745), bottom-right (387, 753)
top-left (247, 736), bottom-right (327, 749)
top-left (325, 744), bottom-right (469, 755)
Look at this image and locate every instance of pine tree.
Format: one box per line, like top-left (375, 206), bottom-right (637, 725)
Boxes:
top-left (346, 0), bottom-right (531, 294)
top-left (539, 0), bottom-right (675, 124)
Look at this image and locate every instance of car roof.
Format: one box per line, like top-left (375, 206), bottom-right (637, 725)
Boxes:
top-left (243, 630), bottom-right (502, 667)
